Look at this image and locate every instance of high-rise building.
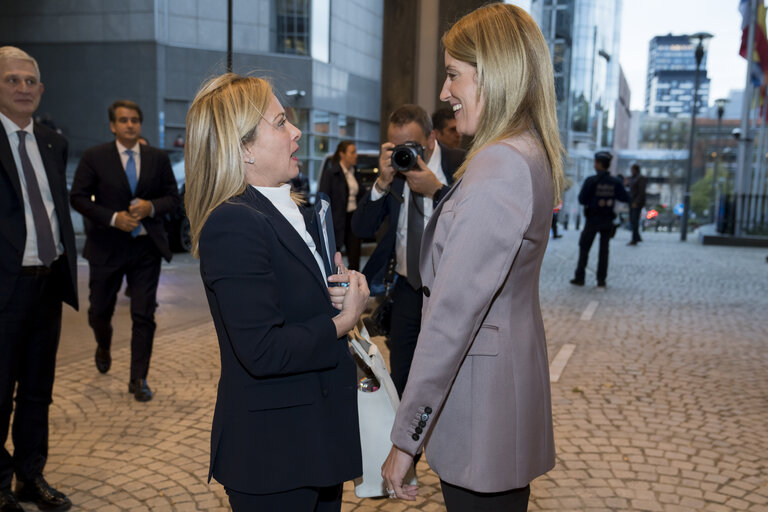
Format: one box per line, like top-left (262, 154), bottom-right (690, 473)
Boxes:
top-left (645, 34), bottom-right (710, 118)
top-left (0, 0), bottom-right (384, 188)
top-left (528, 0), bottom-right (624, 225)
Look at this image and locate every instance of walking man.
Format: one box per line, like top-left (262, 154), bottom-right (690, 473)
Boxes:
top-left (70, 100), bottom-right (179, 402)
top-left (627, 163), bottom-right (647, 245)
top-left (570, 151), bottom-right (629, 287)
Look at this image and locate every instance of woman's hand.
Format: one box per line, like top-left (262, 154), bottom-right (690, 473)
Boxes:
top-left (381, 445), bottom-right (419, 501)
top-left (327, 253), bottom-right (349, 311)
top-left (330, 270), bottom-right (369, 337)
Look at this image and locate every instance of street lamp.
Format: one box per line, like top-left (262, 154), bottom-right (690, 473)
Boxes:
top-left (681, 32), bottom-right (713, 241)
top-left (710, 98), bottom-right (728, 223)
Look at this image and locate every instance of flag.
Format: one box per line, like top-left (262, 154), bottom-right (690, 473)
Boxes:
top-left (740, 0), bottom-right (768, 74)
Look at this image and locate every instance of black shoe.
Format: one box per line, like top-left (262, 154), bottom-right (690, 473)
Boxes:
top-left (627, 240), bottom-right (638, 246)
top-left (0, 488), bottom-right (23, 512)
top-left (597, 281), bottom-right (606, 287)
top-left (15, 476), bottom-right (71, 511)
top-left (569, 278), bottom-right (584, 286)
top-left (128, 379), bottom-right (153, 402)
top-left (94, 346), bottom-right (111, 374)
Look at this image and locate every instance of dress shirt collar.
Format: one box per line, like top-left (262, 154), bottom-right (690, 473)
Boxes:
top-left (116, 139), bottom-right (141, 156)
top-left (0, 111), bottom-right (33, 137)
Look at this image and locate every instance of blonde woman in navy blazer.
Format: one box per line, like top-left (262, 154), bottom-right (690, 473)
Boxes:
top-left (382, 5), bottom-right (566, 511)
top-left (184, 74), bottom-right (369, 511)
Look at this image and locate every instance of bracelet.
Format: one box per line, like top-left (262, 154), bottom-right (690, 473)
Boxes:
top-left (374, 180), bottom-right (390, 194)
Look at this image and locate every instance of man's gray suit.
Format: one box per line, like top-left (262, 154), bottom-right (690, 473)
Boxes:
top-left (390, 133), bottom-right (556, 492)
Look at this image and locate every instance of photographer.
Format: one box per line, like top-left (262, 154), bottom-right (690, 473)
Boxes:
top-left (351, 104), bottom-right (464, 396)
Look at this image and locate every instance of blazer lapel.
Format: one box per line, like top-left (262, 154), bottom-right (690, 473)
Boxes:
top-left (110, 143), bottom-right (134, 196)
top-left (135, 145), bottom-right (152, 196)
top-left (0, 129), bottom-right (23, 204)
top-left (33, 125), bottom-right (69, 233)
top-left (245, 187), bottom-right (329, 294)
top-left (420, 176), bottom-right (462, 280)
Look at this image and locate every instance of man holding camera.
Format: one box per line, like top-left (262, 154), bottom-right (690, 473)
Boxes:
top-left (352, 104), bottom-right (465, 397)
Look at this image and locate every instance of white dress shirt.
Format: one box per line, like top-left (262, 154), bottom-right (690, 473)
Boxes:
top-left (253, 183), bottom-right (328, 282)
top-left (370, 143), bottom-right (447, 279)
top-left (340, 162), bottom-right (359, 213)
top-left (0, 111), bottom-right (63, 266)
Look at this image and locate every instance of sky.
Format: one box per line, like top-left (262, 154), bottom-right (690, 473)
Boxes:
top-left (619, 0), bottom-right (746, 111)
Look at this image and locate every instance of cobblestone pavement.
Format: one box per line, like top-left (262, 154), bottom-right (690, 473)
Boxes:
top-left (7, 229), bottom-right (767, 511)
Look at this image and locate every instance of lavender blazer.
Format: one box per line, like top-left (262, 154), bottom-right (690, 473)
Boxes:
top-left (390, 132), bottom-right (556, 492)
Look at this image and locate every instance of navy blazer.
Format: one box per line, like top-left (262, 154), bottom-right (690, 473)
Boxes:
top-left (351, 143), bottom-right (465, 286)
top-left (70, 142), bottom-right (179, 263)
top-left (0, 123), bottom-right (78, 310)
top-left (198, 185), bottom-right (362, 494)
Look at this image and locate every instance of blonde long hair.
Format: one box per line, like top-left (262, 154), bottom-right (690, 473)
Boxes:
top-left (184, 73), bottom-right (271, 257)
top-left (443, 3), bottom-right (566, 205)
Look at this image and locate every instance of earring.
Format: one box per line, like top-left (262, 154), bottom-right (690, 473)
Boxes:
top-left (245, 156), bottom-right (254, 164)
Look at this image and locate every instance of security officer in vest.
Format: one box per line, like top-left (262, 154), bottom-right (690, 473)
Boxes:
top-left (570, 151), bottom-right (629, 287)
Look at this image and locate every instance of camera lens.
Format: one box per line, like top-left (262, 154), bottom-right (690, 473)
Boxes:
top-left (391, 147), bottom-right (416, 171)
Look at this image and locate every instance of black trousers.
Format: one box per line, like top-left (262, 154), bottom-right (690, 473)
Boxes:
top-left (226, 483), bottom-right (342, 511)
top-left (388, 277), bottom-right (423, 397)
top-left (344, 211), bottom-right (361, 271)
top-left (574, 219), bottom-right (612, 283)
top-left (0, 260), bottom-right (65, 488)
top-left (87, 237), bottom-right (161, 380)
top-left (441, 480), bottom-right (530, 511)
top-left (629, 207), bottom-right (643, 242)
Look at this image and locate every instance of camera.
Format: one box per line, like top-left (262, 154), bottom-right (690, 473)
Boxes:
top-left (390, 141), bottom-right (424, 171)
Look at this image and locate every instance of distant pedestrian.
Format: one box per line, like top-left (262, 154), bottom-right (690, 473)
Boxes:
top-left (570, 151), bottom-right (629, 287)
top-left (552, 201), bottom-right (562, 238)
top-left (627, 163), bottom-right (647, 245)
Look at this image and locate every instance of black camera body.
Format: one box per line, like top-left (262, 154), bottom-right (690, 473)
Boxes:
top-left (390, 141), bottom-right (424, 171)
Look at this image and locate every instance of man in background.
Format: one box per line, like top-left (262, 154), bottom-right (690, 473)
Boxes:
top-left (431, 107), bottom-right (461, 150)
top-left (628, 163), bottom-right (647, 246)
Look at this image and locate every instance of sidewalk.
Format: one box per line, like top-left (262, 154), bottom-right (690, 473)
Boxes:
top-left (11, 229), bottom-right (768, 511)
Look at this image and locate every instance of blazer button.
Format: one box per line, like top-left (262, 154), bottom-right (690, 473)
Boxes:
top-left (424, 406), bottom-right (433, 414)
top-left (418, 420), bottom-right (426, 427)
top-left (415, 426), bottom-right (423, 434)
top-left (420, 413), bottom-right (429, 422)
top-left (412, 433), bottom-right (420, 441)
top-left (423, 286), bottom-right (431, 297)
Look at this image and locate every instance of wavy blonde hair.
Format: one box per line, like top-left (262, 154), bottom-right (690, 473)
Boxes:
top-left (184, 73), bottom-right (271, 257)
top-left (443, 3), bottom-right (566, 205)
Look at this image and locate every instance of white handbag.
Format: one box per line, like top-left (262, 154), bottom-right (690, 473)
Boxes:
top-left (349, 323), bottom-right (417, 498)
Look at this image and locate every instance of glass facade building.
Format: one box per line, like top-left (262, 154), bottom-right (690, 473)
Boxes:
top-left (529, 0), bottom-right (624, 225)
top-left (0, 0), bottom-right (383, 191)
top-left (645, 35), bottom-right (710, 118)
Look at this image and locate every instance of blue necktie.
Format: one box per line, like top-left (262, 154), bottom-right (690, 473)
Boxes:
top-left (125, 150), bottom-right (141, 237)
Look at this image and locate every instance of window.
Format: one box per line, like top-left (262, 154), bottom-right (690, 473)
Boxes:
top-left (275, 0), bottom-right (310, 56)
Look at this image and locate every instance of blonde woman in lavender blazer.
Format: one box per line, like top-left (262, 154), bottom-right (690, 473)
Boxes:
top-left (381, 4), bottom-right (567, 511)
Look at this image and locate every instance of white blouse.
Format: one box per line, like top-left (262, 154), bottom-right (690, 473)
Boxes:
top-left (252, 183), bottom-right (327, 282)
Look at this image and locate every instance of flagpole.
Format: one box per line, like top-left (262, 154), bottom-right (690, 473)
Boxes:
top-left (736, 0), bottom-right (759, 235)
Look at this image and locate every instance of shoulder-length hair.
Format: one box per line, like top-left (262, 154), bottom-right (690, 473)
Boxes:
top-left (184, 73), bottom-right (272, 257)
top-left (443, 3), bottom-right (566, 205)
top-left (331, 140), bottom-right (355, 164)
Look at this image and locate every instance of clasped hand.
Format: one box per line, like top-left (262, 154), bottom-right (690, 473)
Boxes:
top-left (327, 253), bottom-right (370, 337)
top-left (115, 199), bottom-right (152, 232)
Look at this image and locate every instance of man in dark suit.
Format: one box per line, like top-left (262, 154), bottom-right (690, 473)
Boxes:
top-left (70, 100), bottom-right (179, 402)
top-left (0, 46), bottom-right (77, 512)
top-left (352, 104), bottom-right (464, 396)
top-left (628, 163), bottom-right (647, 246)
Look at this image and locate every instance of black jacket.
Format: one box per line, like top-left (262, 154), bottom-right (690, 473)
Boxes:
top-left (578, 171), bottom-right (630, 221)
top-left (199, 185), bottom-right (362, 494)
top-left (70, 142), bottom-right (179, 263)
top-left (352, 143), bottom-right (465, 286)
top-left (317, 160), bottom-right (365, 249)
top-left (0, 123), bottom-right (77, 310)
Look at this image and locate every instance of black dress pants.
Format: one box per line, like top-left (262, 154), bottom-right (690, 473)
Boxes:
top-left (388, 277), bottom-right (423, 397)
top-left (629, 207), bottom-right (643, 242)
top-left (0, 261), bottom-right (65, 488)
top-left (441, 480), bottom-right (530, 511)
top-left (574, 219), bottom-right (612, 283)
top-left (87, 236), bottom-right (161, 380)
top-left (226, 483), bottom-right (342, 511)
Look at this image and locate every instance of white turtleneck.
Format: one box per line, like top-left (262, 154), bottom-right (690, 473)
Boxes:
top-left (252, 183), bottom-right (328, 282)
